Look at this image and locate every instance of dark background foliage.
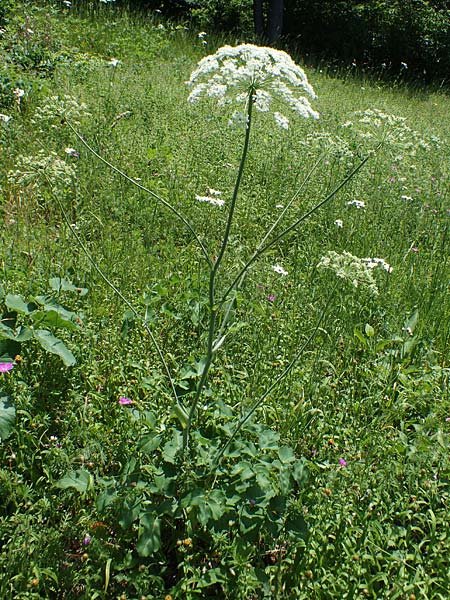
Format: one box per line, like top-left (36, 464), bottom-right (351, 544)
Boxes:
top-left (4, 0), bottom-right (448, 81)
top-left (119, 0), bottom-right (450, 82)
top-left (284, 0), bottom-right (450, 83)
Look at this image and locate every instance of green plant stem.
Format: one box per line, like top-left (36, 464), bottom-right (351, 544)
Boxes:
top-left (183, 90), bottom-right (255, 450)
top-left (212, 288), bottom-right (335, 467)
top-left (66, 121), bottom-right (212, 267)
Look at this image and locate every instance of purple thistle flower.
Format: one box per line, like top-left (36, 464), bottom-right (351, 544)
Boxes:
top-left (339, 458), bottom-right (347, 467)
top-left (119, 396), bottom-right (133, 405)
top-left (0, 362), bottom-right (14, 373)
top-left (83, 535), bottom-right (91, 545)
top-left (267, 295), bottom-right (276, 302)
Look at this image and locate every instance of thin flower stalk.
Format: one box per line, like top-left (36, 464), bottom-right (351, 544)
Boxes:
top-left (184, 88), bottom-right (255, 449)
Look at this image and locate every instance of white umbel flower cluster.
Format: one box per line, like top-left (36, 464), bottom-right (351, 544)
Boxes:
top-left (317, 251), bottom-right (392, 295)
top-left (186, 44), bottom-right (319, 129)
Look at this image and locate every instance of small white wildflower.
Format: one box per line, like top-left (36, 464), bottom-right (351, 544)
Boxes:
top-left (108, 58), bottom-right (120, 67)
top-left (272, 264), bottom-right (288, 276)
top-left (275, 204), bottom-right (284, 209)
top-left (195, 194), bottom-right (225, 207)
top-left (254, 89), bottom-right (271, 112)
top-left (347, 200), bottom-right (365, 209)
top-left (0, 113), bottom-right (11, 123)
top-left (13, 88), bottom-right (25, 98)
top-left (401, 195), bottom-right (413, 201)
top-left (362, 257), bottom-right (393, 273)
top-left (334, 219), bottom-right (343, 228)
top-left (198, 31), bottom-right (207, 38)
top-left (207, 188), bottom-right (222, 196)
top-left (342, 121), bottom-right (353, 127)
top-left (400, 62), bottom-right (408, 69)
top-left (64, 147), bottom-right (78, 156)
top-left (228, 110), bottom-right (249, 129)
top-left (63, 1), bottom-right (71, 6)
top-left (274, 112), bottom-right (289, 130)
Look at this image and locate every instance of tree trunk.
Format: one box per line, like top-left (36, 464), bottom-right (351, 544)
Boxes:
top-left (253, 0), bottom-right (265, 38)
top-left (253, 0), bottom-right (284, 44)
top-left (267, 0), bottom-right (283, 44)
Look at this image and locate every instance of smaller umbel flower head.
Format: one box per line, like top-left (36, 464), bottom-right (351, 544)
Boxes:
top-left (186, 44), bottom-right (319, 129)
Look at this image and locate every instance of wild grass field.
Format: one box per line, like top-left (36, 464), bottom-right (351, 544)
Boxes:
top-left (0, 1), bottom-right (449, 599)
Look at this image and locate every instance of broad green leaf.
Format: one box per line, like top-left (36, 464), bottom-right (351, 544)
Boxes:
top-left (180, 488), bottom-right (206, 509)
top-left (137, 513), bottom-right (161, 557)
top-left (292, 460), bottom-right (307, 485)
top-left (258, 428), bottom-right (280, 450)
top-left (56, 469), bottom-right (94, 493)
top-left (34, 297), bottom-right (80, 324)
top-left (121, 310), bottom-right (135, 339)
top-left (194, 567), bottom-right (226, 588)
top-left (285, 511), bottom-right (307, 538)
top-left (33, 329), bottom-right (76, 366)
top-left (96, 485), bottom-right (118, 511)
top-left (49, 277), bottom-right (88, 296)
top-left (118, 497), bottom-right (142, 529)
top-left (138, 433), bottom-right (162, 454)
top-left (31, 310), bottom-right (79, 331)
top-left (0, 321), bottom-right (31, 342)
top-left (0, 395), bottom-right (15, 441)
top-left (0, 321), bottom-right (19, 340)
top-left (162, 430), bottom-right (183, 463)
top-left (278, 446), bottom-right (296, 463)
top-left (5, 294), bottom-right (37, 314)
top-left (14, 326), bottom-right (33, 342)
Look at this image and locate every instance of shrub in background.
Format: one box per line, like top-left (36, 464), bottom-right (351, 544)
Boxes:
top-left (0, 0), bottom-right (16, 26)
top-left (284, 0), bottom-right (450, 82)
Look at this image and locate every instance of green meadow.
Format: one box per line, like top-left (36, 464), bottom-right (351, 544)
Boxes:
top-left (0, 2), bottom-right (449, 598)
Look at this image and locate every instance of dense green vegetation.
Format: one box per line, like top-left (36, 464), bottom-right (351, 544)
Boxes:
top-left (0, 1), bottom-right (449, 598)
top-left (125, 0), bottom-right (450, 83)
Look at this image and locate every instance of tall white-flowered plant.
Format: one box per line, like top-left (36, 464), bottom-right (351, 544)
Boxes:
top-left (69, 43), bottom-right (377, 458)
top-left (186, 44), bottom-right (319, 130)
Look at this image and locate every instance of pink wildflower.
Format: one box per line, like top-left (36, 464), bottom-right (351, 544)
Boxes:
top-left (119, 396), bottom-right (132, 405)
top-left (0, 362), bottom-right (14, 373)
top-left (339, 458), bottom-right (347, 467)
